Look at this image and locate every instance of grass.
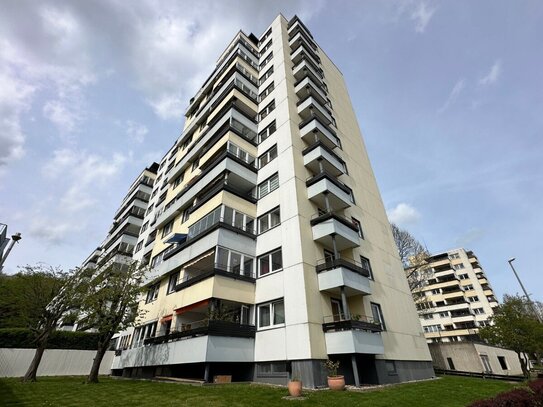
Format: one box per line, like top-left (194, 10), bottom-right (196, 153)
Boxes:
top-left (0, 375), bottom-right (518, 407)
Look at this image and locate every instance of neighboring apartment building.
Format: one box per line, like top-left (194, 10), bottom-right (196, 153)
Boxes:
top-left (417, 248), bottom-right (499, 343)
top-left (111, 14), bottom-right (433, 387)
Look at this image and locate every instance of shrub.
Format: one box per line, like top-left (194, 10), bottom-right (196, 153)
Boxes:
top-left (0, 328), bottom-right (99, 350)
top-left (529, 379), bottom-right (543, 403)
top-left (468, 387), bottom-right (540, 407)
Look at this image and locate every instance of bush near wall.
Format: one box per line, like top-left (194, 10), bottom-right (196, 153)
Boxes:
top-left (469, 379), bottom-right (543, 407)
top-left (0, 328), bottom-right (99, 350)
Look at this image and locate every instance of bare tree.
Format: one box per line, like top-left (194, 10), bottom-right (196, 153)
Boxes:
top-left (390, 223), bottom-right (433, 312)
top-left (79, 261), bottom-right (147, 383)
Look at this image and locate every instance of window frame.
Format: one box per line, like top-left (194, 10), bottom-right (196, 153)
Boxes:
top-left (145, 283), bottom-right (160, 304)
top-left (258, 144), bottom-right (278, 168)
top-left (258, 247), bottom-right (283, 277)
top-left (257, 173), bottom-right (279, 199)
top-left (167, 271), bottom-right (180, 295)
top-left (257, 299), bottom-right (285, 329)
top-left (370, 302), bottom-right (386, 330)
top-left (360, 255), bottom-right (373, 279)
top-left (258, 120), bottom-right (276, 143)
top-left (258, 206), bottom-right (281, 234)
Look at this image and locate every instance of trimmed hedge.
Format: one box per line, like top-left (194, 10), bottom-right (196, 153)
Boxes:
top-left (469, 379), bottom-right (543, 407)
top-left (0, 328), bottom-right (99, 350)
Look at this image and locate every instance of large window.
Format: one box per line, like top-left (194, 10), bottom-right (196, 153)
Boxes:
top-left (258, 300), bottom-right (285, 328)
top-left (258, 248), bottom-right (282, 277)
top-left (167, 271), bottom-right (179, 294)
top-left (258, 145), bottom-right (277, 168)
top-left (216, 246), bottom-right (254, 276)
top-left (162, 220), bottom-right (173, 238)
top-left (258, 120), bottom-right (276, 143)
top-left (371, 302), bottom-right (386, 330)
top-left (146, 283), bottom-right (160, 303)
top-left (258, 207), bottom-right (280, 234)
top-left (258, 173), bottom-right (279, 198)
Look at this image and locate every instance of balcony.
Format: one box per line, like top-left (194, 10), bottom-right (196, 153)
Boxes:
top-left (112, 320), bottom-right (255, 370)
top-left (310, 212), bottom-right (360, 251)
top-left (288, 16), bottom-right (314, 41)
top-left (289, 30), bottom-right (317, 53)
top-left (291, 43), bottom-right (321, 68)
top-left (316, 257), bottom-right (371, 296)
top-left (293, 58), bottom-right (324, 85)
top-left (303, 142), bottom-right (345, 177)
top-left (323, 316), bottom-right (384, 355)
top-left (299, 117), bottom-right (340, 149)
top-left (295, 76), bottom-right (327, 106)
top-left (306, 171), bottom-right (353, 210)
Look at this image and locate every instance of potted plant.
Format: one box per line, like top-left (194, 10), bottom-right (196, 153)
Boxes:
top-left (287, 377), bottom-right (302, 397)
top-left (324, 360), bottom-right (345, 391)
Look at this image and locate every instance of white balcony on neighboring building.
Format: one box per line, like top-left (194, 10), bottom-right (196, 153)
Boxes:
top-left (306, 174), bottom-right (352, 210)
top-left (310, 213), bottom-right (360, 251)
top-left (299, 117), bottom-right (340, 149)
top-left (303, 144), bottom-right (345, 177)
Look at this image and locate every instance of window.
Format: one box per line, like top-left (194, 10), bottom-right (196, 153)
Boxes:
top-left (258, 248), bottom-right (282, 277)
top-left (258, 145), bottom-right (277, 168)
top-left (423, 314), bottom-right (434, 320)
top-left (439, 312), bottom-right (449, 318)
top-left (141, 222), bottom-right (149, 233)
top-left (150, 251), bottom-right (164, 269)
top-left (259, 28), bottom-right (272, 45)
top-left (191, 158), bottom-right (199, 171)
top-left (385, 361), bottom-right (397, 375)
top-left (480, 355), bottom-right (492, 373)
top-left (258, 100), bottom-right (275, 121)
top-left (258, 82), bottom-right (274, 102)
top-left (181, 208), bottom-right (190, 223)
top-left (458, 274), bottom-right (469, 280)
top-left (145, 283), bottom-right (160, 303)
top-left (173, 171), bottom-right (184, 188)
top-left (259, 67), bottom-right (273, 85)
top-left (258, 173), bottom-right (279, 198)
top-left (431, 289), bottom-right (440, 295)
top-left (497, 356), bottom-right (508, 370)
top-left (162, 220), bottom-right (173, 238)
top-left (260, 40), bottom-right (272, 54)
top-left (259, 51), bottom-right (273, 70)
top-left (258, 120), bottom-right (276, 143)
top-left (181, 135), bottom-right (193, 150)
top-left (258, 300), bottom-right (285, 328)
top-left (359, 256), bottom-right (373, 279)
top-left (467, 295), bottom-right (479, 303)
top-left (453, 263), bottom-right (465, 270)
top-left (463, 284), bottom-right (474, 291)
top-left (352, 217), bottom-right (364, 239)
top-left (134, 241), bottom-right (143, 253)
top-left (216, 246), bottom-right (254, 276)
top-left (370, 302), bottom-right (386, 330)
top-left (423, 324), bottom-right (441, 333)
top-left (167, 272), bottom-right (179, 294)
top-left (258, 207), bottom-right (280, 234)
top-left (473, 307), bottom-right (484, 315)
top-left (449, 253), bottom-right (460, 260)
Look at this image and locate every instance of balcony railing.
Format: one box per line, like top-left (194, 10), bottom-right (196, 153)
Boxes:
top-left (306, 170), bottom-right (353, 196)
top-left (175, 263), bottom-right (256, 292)
top-left (322, 315), bottom-right (382, 333)
top-left (316, 256), bottom-right (370, 278)
top-left (310, 211), bottom-right (359, 233)
top-left (143, 320), bottom-right (256, 345)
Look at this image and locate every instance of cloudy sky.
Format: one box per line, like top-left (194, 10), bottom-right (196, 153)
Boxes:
top-left (1, 1), bottom-right (541, 302)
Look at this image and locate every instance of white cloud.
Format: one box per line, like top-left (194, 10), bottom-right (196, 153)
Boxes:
top-left (387, 203), bottom-right (421, 226)
top-left (411, 2), bottom-right (436, 33)
top-left (125, 120), bottom-right (148, 143)
top-left (455, 228), bottom-right (484, 247)
top-left (438, 78), bottom-right (465, 113)
top-left (43, 99), bottom-right (83, 133)
top-left (479, 60), bottom-right (502, 86)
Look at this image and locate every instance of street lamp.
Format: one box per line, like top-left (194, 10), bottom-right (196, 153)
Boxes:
top-left (0, 232), bottom-right (22, 271)
top-left (508, 257), bottom-right (542, 323)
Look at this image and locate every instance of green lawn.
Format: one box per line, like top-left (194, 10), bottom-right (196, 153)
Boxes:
top-left (0, 375), bottom-right (518, 407)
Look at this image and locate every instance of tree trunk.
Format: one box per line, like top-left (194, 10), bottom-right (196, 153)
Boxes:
top-left (87, 335), bottom-right (113, 383)
top-left (517, 352), bottom-right (529, 379)
top-left (22, 346), bottom-right (45, 382)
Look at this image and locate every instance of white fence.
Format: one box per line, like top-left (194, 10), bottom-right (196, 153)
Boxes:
top-left (0, 348), bottom-right (114, 377)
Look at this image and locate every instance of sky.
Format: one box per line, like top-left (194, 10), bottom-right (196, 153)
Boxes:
top-left (1, 0), bottom-right (542, 303)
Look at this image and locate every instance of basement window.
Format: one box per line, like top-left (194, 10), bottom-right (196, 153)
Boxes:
top-left (497, 356), bottom-right (508, 370)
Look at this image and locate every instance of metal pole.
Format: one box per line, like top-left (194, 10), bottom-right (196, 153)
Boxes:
top-left (508, 258), bottom-right (542, 323)
top-left (0, 233), bottom-right (22, 270)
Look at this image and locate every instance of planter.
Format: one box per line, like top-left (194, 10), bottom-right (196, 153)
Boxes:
top-left (327, 375), bottom-right (345, 391)
top-left (288, 380), bottom-right (303, 397)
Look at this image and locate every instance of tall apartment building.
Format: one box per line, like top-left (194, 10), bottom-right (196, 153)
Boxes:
top-left (417, 248), bottom-right (499, 343)
top-left (81, 163), bottom-right (159, 270)
top-left (110, 15), bottom-right (433, 387)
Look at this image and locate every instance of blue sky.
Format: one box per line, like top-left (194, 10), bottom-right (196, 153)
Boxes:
top-left (1, 1), bottom-right (541, 302)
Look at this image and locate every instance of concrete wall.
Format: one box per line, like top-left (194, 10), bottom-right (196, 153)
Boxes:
top-left (429, 342), bottom-right (522, 375)
top-left (0, 348), bottom-right (114, 377)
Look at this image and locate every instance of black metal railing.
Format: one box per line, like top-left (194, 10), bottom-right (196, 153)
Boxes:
top-left (316, 257), bottom-right (370, 278)
top-left (143, 320), bottom-right (256, 345)
top-left (322, 314), bottom-right (382, 333)
top-left (310, 211), bottom-right (359, 233)
top-left (306, 170), bottom-right (352, 196)
top-left (175, 264), bottom-right (256, 292)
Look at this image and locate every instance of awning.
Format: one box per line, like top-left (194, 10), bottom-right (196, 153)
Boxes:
top-left (160, 314), bottom-right (173, 323)
top-left (164, 233), bottom-right (188, 244)
top-left (175, 299), bottom-right (209, 315)
top-left (182, 250), bottom-right (215, 269)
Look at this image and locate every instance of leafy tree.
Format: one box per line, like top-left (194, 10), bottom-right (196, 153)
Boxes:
top-left (479, 294), bottom-right (543, 378)
top-left (79, 261), bottom-right (147, 383)
top-left (390, 223), bottom-right (432, 311)
top-left (0, 264), bottom-right (91, 382)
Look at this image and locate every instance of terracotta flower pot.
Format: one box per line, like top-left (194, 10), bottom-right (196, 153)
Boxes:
top-left (288, 380), bottom-right (302, 397)
top-left (327, 375), bottom-right (345, 391)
